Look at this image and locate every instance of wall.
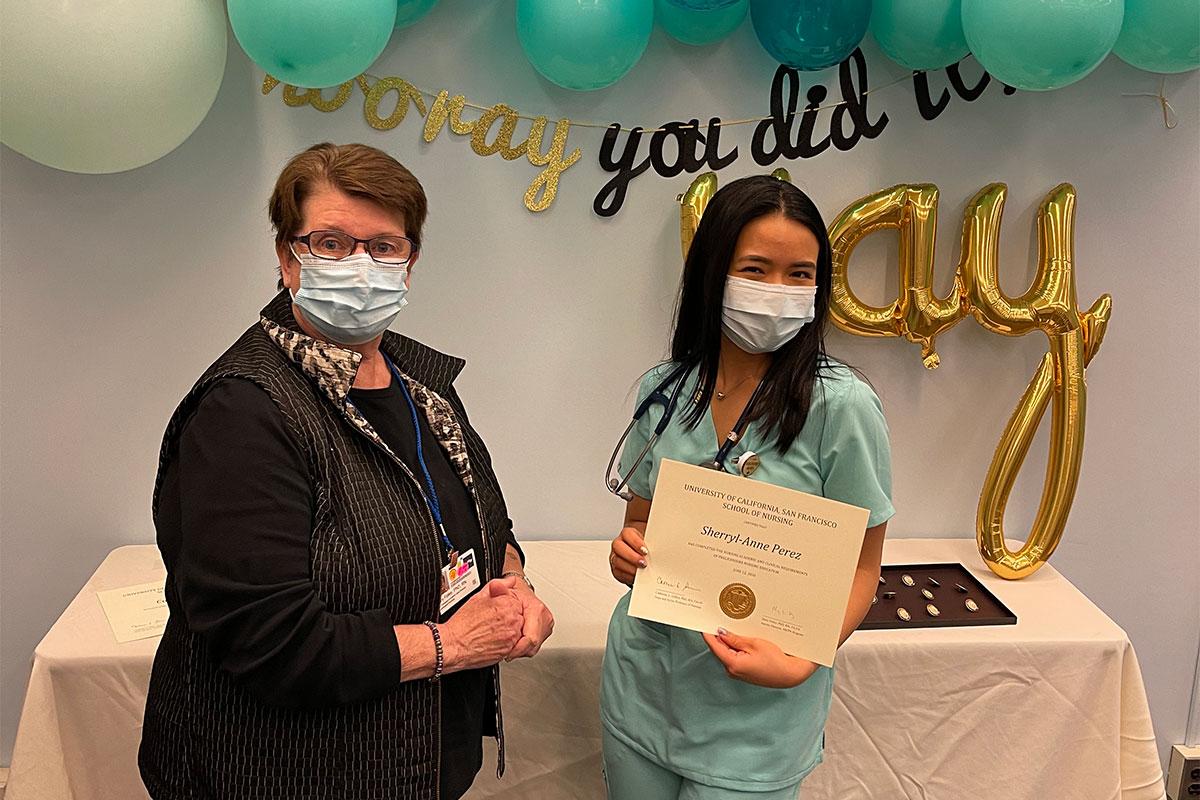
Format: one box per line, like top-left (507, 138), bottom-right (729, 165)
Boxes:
top-left (2, 0), bottom-right (1197, 770)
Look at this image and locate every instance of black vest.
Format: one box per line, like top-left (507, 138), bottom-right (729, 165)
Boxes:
top-left (139, 293), bottom-right (511, 799)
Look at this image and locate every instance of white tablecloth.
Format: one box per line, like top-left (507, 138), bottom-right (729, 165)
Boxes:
top-left (7, 539), bottom-right (1165, 800)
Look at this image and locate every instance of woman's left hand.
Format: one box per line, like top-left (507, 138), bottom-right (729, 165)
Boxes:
top-left (505, 582), bottom-right (554, 660)
top-left (702, 629), bottom-right (820, 689)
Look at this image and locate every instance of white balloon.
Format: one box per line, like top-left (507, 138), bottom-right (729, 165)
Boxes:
top-left (0, 0), bottom-right (228, 174)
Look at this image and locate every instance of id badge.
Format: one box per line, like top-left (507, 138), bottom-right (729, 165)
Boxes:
top-left (439, 548), bottom-right (481, 616)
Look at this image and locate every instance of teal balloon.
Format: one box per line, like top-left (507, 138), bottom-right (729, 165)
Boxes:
top-left (749, 0), bottom-right (872, 71)
top-left (227, 0), bottom-right (396, 88)
top-left (517, 0), bottom-right (653, 91)
top-left (1113, 0), bottom-right (1199, 74)
top-left (870, 0), bottom-right (968, 71)
top-left (962, 0), bottom-right (1125, 91)
top-left (657, 0), bottom-right (747, 46)
top-left (395, 0), bottom-right (439, 29)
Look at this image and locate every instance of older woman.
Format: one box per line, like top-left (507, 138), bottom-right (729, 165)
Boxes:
top-left (139, 142), bottom-right (553, 800)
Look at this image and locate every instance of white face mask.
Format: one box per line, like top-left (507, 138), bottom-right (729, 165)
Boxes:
top-left (289, 249), bottom-right (409, 346)
top-left (721, 276), bottom-right (818, 354)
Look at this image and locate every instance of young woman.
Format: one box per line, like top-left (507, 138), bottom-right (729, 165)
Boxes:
top-left (600, 175), bottom-right (894, 799)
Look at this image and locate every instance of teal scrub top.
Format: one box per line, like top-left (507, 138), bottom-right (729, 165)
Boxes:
top-left (600, 359), bottom-right (895, 791)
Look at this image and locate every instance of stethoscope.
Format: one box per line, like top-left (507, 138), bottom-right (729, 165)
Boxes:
top-left (605, 363), bottom-right (765, 501)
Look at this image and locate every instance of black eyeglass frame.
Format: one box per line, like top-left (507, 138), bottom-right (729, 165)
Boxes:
top-left (290, 229), bottom-right (419, 266)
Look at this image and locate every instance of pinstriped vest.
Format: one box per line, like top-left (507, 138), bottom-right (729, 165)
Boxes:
top-left (139, 292), bottom-right (511, 800)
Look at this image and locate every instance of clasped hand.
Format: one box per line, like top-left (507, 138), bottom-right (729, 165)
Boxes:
top-left (441, 577), bottom-right (554, 671)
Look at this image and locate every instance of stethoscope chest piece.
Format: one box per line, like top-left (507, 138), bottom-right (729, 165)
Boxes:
top-left (733, 451), bottom-right (761, 477)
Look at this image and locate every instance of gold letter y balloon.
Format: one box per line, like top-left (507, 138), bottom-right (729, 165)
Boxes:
top-left (963, 184), bottom-right (1111, 579)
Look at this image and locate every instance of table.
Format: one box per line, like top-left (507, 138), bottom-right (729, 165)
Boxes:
top-left (7, 539), bottom-right (1165, 800)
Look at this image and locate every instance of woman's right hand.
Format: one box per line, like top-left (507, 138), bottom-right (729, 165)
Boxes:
top-left (441, 577), bottom-right (525, 672)
top-left (609, 525), bottom-right (648, 587)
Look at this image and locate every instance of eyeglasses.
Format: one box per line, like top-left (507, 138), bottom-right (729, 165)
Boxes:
top-left (292, 230), bottom-right (417, 266)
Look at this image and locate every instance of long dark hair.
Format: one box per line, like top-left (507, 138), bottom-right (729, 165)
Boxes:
top-left (670, 174), bottom-right (834, 454)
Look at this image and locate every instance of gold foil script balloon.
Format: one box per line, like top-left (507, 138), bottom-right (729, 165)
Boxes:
top-left (827, 184), bottom-right (967, 369)
top-left (678, 172), bottom-right (719, 260)
top-left (963, 183), bottom-right (1111, 579)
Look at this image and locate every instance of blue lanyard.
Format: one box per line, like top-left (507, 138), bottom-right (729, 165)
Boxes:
top-left (382, 356), bottom-right (456, 561)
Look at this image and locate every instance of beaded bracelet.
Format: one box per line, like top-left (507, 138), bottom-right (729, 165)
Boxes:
top-left (422, 621), bottom-right (443, 683)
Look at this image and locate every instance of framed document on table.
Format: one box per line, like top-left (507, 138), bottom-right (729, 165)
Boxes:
top-left (628, 459), bottom-right (869, 667)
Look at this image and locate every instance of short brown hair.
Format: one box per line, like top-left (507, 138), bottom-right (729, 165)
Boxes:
top-left (269, 142), bottom-right (428, 251)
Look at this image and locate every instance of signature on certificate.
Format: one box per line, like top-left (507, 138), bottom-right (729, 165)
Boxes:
top-left (770, 605), bottom-right (797, 621)
top-left (657, 577), bottom-right (701, 593)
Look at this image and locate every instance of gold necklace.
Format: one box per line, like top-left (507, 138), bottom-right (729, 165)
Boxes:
top-left (715, 373), bottom-right (756, 401)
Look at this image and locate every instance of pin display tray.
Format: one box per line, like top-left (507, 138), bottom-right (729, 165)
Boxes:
top-left (859, 562), bottom-right (1018, 630)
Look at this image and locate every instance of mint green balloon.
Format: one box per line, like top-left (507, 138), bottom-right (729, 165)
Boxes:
top-left (1113, 0), bottom-right (1199, 73)
top-left (517, 0), bottom-right (654, 91)
top-left (656, 0), bottom-right (748, 46)
top-left (962, 0), bottom-right (1124, 91)
top-left (0, 0), bottom-right (227, 174)
top-left (870, 0), bottom-right (968, 71)
top-left (395, 0), bottom-right (439, 29)
top-left (228, 0), bottom-right (396, 89)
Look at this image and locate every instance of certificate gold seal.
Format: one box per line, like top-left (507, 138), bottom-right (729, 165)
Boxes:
top-left (718, 583), bottom-right (756, 620)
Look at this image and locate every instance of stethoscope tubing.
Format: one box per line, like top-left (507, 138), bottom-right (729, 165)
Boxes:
top-left (606, 362), bottom-right (764, 498)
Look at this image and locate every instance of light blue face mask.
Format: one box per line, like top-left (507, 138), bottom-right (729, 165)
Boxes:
top-left (289, 249), bottom-right (409, 346)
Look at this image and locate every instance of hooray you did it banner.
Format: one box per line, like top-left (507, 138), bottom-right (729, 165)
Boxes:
top-left (262, 48), bottom-right (1016, 217)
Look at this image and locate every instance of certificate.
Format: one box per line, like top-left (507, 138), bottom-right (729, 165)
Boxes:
top-left (628, 459), bottom-right (869, 667)
top-left (96, 581), bottom-right (169, 643)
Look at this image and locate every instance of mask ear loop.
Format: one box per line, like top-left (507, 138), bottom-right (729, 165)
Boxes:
top-left (283, 244), bottom-right (304, 299)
